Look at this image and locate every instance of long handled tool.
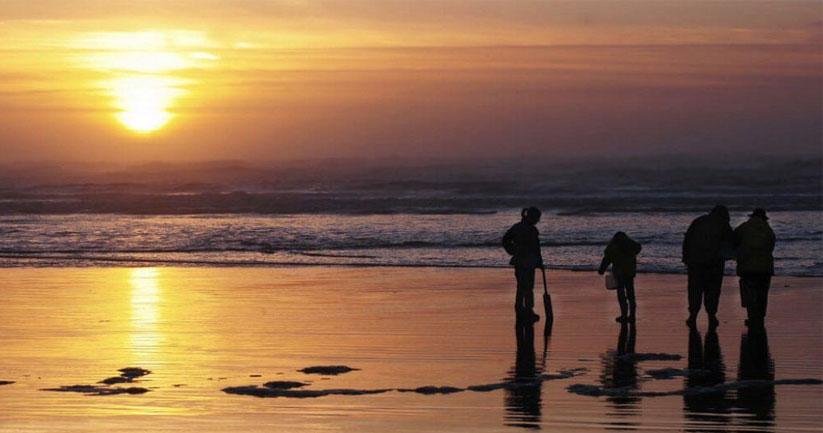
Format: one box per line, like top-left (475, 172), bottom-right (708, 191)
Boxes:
top-left (541, 267), bottom-right (554, 326)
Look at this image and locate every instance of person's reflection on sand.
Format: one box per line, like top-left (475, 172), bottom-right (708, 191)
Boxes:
top-left (504, 319), bottom-right (543, 429)
top-left (737, 326), bottom-right (775, 430)
top-left (600, 322), bottom-right (639, 430)
top-left (683, 325), bottom-right (732, 431)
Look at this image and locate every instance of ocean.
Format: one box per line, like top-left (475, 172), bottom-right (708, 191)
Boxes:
top-left (0, 157), bottom-right (820, 275)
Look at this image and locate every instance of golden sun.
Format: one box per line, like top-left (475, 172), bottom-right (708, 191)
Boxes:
top-left (110, 76), bottom-right (181, 134)
top-left (81, 31), bottom-right (218, 134)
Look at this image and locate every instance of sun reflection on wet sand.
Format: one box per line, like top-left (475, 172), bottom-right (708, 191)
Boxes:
top-left (129, 268), bottom-right (163, 364)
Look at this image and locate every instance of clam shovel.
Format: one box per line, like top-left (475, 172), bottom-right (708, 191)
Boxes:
top-left (541, 267), bottom-right (554, 325)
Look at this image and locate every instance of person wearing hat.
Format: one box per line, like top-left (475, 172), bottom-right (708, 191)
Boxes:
top-left (734, 208), bottom-right (776, 328)
top-left (502, 207), bottom-right (545, 322)
top-left (682, 205), bottom-right (735, 328)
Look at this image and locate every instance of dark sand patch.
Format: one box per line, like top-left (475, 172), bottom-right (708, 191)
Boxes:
top-left (99, 367), bottom-right (152, 385)
top-left (399, 386), bottom-right (464, 395)
top-left (224, 368), bottom-right (587, 399)
top-left (568, 378), bottom-right (823, 398)
top-left (99, 376), bottom-right (131, 385)
top-left (118, 367), bottom-right (151, 379)
top-left (298, 365), bottom-right (359, 375)
top-left (43, 367), bottom-right (152, 396)
top-left (223, 385), bottom-right (391, 398)
top-left (42, 385), bottom-right (150, 396)
top-left (263, 381), bottom-right (308, 390)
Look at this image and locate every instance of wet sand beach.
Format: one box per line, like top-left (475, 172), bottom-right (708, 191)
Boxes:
top-left (0, 267), bottom-right (820, 432)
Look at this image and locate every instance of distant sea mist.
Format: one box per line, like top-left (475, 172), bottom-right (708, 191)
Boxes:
top-left (0, 156), bottom-right (820, 275)
top-left (0, 156), bottom-right (819, 215)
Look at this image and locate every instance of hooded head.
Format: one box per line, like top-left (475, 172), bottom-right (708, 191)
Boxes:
top-left (710, 205), bottom-right (730, 222)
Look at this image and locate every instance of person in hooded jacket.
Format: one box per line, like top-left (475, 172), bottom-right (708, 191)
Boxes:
top-left (734, 208), bottom-right (776, 328)
top-left (598, 232), bottom-right (642, 322)
top-left (683, 205), bottom-right (735, 328)
top-left (503, 207), bottom-right (544, 322)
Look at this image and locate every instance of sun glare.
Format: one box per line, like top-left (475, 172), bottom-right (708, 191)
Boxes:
top-left (80, 30), bottom-right (217, 134)
top-left (110, 76), bottom-right (183, 133)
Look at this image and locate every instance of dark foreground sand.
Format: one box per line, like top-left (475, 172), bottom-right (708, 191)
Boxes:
top-left (0, 267), bottom-right (820, 432)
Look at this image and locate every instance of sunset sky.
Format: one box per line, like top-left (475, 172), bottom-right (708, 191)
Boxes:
top-left (1, 0), bottom-right (820, 162)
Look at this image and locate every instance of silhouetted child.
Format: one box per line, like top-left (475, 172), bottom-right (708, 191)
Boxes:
top-left (503, 207), bottom-right (544, 322)
top-left (598, 232), bottom-right (642, 323)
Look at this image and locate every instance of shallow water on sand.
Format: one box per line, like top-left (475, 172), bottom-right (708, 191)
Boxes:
top-left (0, 268), bottom-right (820, 432)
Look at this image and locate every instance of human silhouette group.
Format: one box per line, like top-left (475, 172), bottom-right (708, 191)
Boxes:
top-left (503, 205), bottom-right (776, 328)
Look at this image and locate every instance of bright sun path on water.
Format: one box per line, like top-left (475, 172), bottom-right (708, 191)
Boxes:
top-left (83, 31), bottom-right (218, 134)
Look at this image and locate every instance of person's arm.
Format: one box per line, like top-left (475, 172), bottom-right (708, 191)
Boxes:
top-left (598, 255), bottom-right (611, 275)
top-left (631, 239), bottom-right (642, 255)
top-left (598, 245), bottom-right (612, 274)
top-left (682, 223), bottom-right (693, 264)
top-left (502, 226), bottom-right (515, 251)
top-left (534, 228), bottom-right (544, 268)
top-left (768, 226), bottom-right (776, 252)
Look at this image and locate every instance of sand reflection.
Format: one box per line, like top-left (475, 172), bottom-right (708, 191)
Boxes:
top-left (129, 268), bottom-right (163, 363)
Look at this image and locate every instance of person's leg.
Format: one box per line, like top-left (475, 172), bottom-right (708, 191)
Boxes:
top-left (749, 275), bottom-right (771, 326)
top-left (616, 282), bottom-right (628, 321)
top-left (515, 267), bottom-right (537, 320)
top-left (687, 268), bottom-right (703, 325)
top-left (740, 275), bottom-right (757, 325)
top-left (514, 268), bottom-right (526, 314)
top-left (739, 277), bottom-right (749, 308)
top-left (523, 268), bottom-right (535, 313)
top-left (704, 264), bottom-right (723, 327)
top-left (625, 278), bottom-right (637, 320)
top-left (760, 276), bottom-right (771, 321)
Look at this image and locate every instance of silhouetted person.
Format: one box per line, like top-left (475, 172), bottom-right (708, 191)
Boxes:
top-left (600, 321), bottom-right (639, 423)
top-left (737, 326), bottom-right (775, 429)
top-left (683, 325), bottom-right (732, 431)
top-left (503, 207), bottom-right (544, 322)
top-left (683, 205), bottom-right (734, 328)
top-left (504, 319), bottom-right (543, 429)
top-left (734, 208), bottom-right (776, 328)
top-left (598, 232), bottom-right (642, 323)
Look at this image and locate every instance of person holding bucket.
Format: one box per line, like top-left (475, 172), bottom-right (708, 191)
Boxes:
top-left (598, 232), bottom-right (642, 323)
top-left (502, 207), bottom-right (545, 322)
